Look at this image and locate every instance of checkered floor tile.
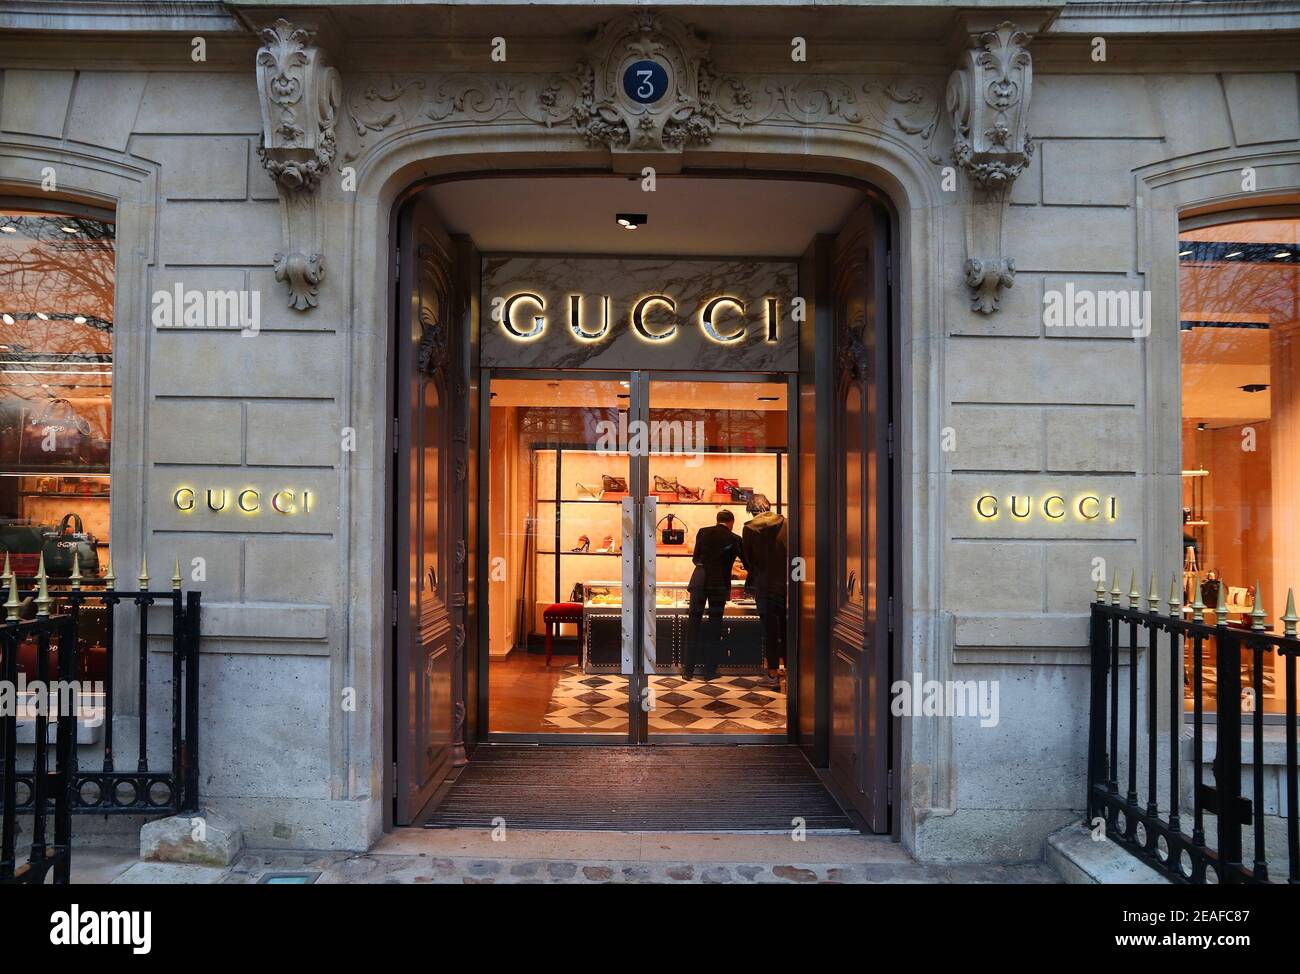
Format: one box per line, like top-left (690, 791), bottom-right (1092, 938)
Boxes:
top-left (542, 665), bottom-right (787, 733)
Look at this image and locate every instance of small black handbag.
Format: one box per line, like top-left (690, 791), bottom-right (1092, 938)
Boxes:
top-left (658, 514), bottom-right (686, 545)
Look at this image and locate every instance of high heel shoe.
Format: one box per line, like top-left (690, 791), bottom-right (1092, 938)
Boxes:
top-left (595, 535), bottom-right (615, 553)
top-left (571, 535), bottom-right (590, 552)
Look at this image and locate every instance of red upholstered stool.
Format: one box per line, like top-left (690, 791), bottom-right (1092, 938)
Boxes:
top-left (542, 602), bottom-right (584, 668)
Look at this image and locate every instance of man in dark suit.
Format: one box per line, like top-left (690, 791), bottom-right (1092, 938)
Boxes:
top-left (684, 510), bottom-right (745, 680)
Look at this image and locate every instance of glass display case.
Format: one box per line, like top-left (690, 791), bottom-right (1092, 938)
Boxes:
top-left (579, 580), bottom-right (765, 675)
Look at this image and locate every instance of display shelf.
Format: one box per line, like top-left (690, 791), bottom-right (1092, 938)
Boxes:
top-left (540, 497), bottom-right (786, 507)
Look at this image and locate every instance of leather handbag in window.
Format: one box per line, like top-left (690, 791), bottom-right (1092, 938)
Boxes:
top-left (727, 484), bottom-right (755, 504)
top-left (713, 477), bottom-right (739, 494)
top-left (0, 518), bottom-right (49, 578)
top-left (20, 398), bottom-right (91, 466)
top-left (42, 513), bottom-right (100, 577)
top-left (601, 474), bottom-right (628, 493)
top-left (658, 513), bottom-right (687, 545)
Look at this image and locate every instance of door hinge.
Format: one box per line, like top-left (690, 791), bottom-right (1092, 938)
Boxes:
top-left (887, 595), bottom-right (895, 634)
top-left (886, 421), bottom-right (895, 459)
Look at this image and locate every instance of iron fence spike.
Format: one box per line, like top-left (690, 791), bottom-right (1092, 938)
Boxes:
top-left (1147, 571), bottom-right (1160, 612)
top-left (3, 556), bottom-right (18, 622)
top-left (1215, 576), bottom-right (1228, 626)
top-left (1283, 589), bottom-right (1298, 638)
top-left (1168, 573), bottom-right (1182, 615)
top-left (35, 553), bottom-right (51, 617)
top-left (1250, 579), bottom-right (1267, 631)
top-left (172, 557), bottom-right (182, 591)
top-left (1128, 569), bottom-right (1139, 608)
top-left (70, 550), bottom-right (81, 591)
top-left (1110, 570), bottom-right (1121, 605)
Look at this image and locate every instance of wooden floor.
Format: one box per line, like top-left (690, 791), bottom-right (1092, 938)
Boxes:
top-left (488, 646), bottom-right (593, 734)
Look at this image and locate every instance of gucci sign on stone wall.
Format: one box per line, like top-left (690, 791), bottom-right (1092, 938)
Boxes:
top-left (480, 255), bottom-right (798, 371)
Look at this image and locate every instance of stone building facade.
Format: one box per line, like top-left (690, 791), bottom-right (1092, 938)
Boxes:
top-left (1, 0), bottom-right (1297, 862)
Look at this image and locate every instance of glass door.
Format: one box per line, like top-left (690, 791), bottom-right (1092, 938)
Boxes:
top-left (642, 375), bottom-right (792, 740)
top-left (482, 370), bottom-right (791, 743)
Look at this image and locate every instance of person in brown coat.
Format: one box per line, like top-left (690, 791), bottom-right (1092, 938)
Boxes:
top-left (742, 494), bottom-right (788, 691)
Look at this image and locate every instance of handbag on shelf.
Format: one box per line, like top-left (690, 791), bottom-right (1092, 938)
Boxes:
top-left (727, 484), bottom-right (755, 504)
top-left (41, 513), bottom-right (100, 577)
top-left (657, 514), bottom-right (687, 546)
top-left (0, 518), bottom-right (49, 578)
top-left (601, 474), bottom-right (628, 493)
top-left (19, 398), bottom-right (91, 466)
top-left (713, 477), bottom-right (739, 494)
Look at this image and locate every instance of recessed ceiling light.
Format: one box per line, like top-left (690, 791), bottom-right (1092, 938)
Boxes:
top-left (0, 226), bottom-right (15, 234)
top-left (1224, 251), bottom-right (1243, 258)
top-left (73, 315), bottom-right (86, 324)
top-left (35, 312), bottom-right (48, 320)
top-left (757, 396), bottom-right (779, 401)
top-left (615, 213), bottom-right (647, 230)
top-left (60, 226), bottom-right (77, 234)
top-left (1178, 250), bottom-right (1192, 257)
top-left (1272, 251), bottom-right (1290, 259)
top-left (1, 314), bottom-right (12, 325)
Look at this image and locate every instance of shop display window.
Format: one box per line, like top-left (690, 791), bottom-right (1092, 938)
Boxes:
top-left (1178, 216), bottom-right (1298, 715)
top-left (0, 208), bottom-right (114, 683)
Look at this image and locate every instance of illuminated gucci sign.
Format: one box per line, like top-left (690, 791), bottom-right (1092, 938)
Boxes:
top-left (173, 487), bottom-right (314, 516)
top-left (498, 292), bottom-right (783, 345)
top-left (973, 493), bottom-right (1119, 523)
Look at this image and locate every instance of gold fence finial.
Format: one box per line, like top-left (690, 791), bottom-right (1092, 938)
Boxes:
top-left (1, 552), bottom-right (10, 589)
top-left (1192, 579), bottom-right (1206, 620)
top-left (1168, 574), bottom-right (1182, 617)
top-left (1095, 573), bottom-right (1107, 604)
top-left (1110, 570), bottom-right (1121, 605)
top-left (70, 550), bottom-right (81, 591)
top-left (1215, 579), bottom-right (1228, 626)
top-left (4, 561), bottom-right (18, 622)
top-left (1147, 571), bottom-right (1160, 612)
top-left (172, 557), bottom-right (182, 591)
top-left (103, 550), bottom-right (115, 589)
top-left (35, 553), bottom-right (51, 618)
top-left (1283, 589), bottom-right (1298, 638)
top-left (1251, 579), bottom-right (1267, 632)
top-left (139, 552), bottom-right (150, 591)
top-left (1128, 570), bottom-right (1140, 609)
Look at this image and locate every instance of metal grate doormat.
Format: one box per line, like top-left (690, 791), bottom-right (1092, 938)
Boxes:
top-left (424, 745), bottom-right (855, 832)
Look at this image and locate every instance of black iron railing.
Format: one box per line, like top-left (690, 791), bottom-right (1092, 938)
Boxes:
top-left (1087, 577), bottom-right (1299, 884)
top-left (1, 570), bottom-right (201, 883)
top-left (1, 612), bottom-right (77, 884)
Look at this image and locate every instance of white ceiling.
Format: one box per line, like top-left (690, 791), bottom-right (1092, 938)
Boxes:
top-left (424, 175), bottom-right (865, 257)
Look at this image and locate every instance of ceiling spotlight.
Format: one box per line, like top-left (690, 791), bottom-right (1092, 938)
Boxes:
top-left (1196, 422), bottom-right (1208, 431)
top-left (73, 315), bottom-right (86, 324)
top-left (60, 226), bottom-right (77, 234)
top-left (1272, 251), bottom-right (1291, 259)
top-left (1178, 250), bottom-right (1192, 257)
top-left (1, 314), bottom-right (12, 325)
top-left (1224, 251), bottom-right (1243, 258)
top-left (1240, 383), bottom-right (1269, 393)
top-left (615, 213), bottom-right (647, 230)
top-left (0, 226), bottom-right (15, 234)
top-left (35, 312), bottom-right (49, 320)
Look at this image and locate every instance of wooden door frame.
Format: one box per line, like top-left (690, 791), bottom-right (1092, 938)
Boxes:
top-left (385, 169), bottom-right (903, 832)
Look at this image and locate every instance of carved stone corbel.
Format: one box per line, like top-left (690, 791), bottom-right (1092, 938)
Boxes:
top-left (946, 21), bottom-right (1033, 314)
top-left (255, 18), bottom-right (340, 311)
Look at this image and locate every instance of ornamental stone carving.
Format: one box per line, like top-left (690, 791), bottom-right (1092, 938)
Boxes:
top-left (339, 12), bottom-right (946, 168)
top-left (946, 21), bottom-right (1035, 314)
top-left (255, 19), bottom-right (339, 311)
top-left (255, 18), bottom-right (341, 192)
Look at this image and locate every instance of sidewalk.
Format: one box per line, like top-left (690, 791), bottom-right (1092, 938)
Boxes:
top-left (71, 830), bottom-right (1059, 884)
